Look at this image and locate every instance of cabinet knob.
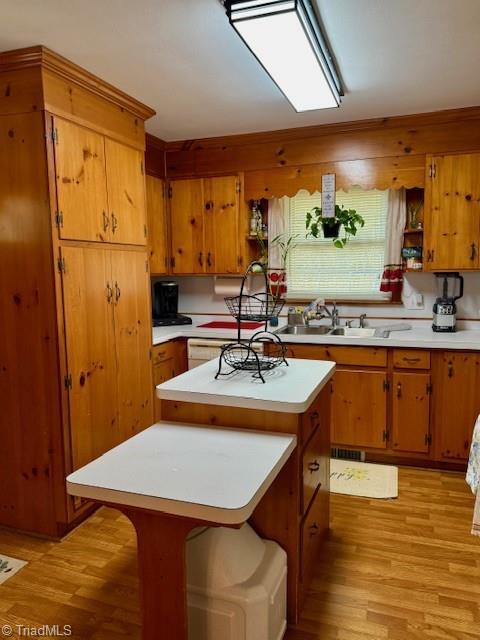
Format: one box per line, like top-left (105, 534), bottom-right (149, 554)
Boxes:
top-left (309, 522), bottom-right (319, 537)
top-left (111, 212), bottom-right (118, 233)
top-left (207, 252), bottom-right (212, 267)
top-left (198, 252), bottom-right (203, 267)
top-left (308, 460), bottom-right (320, 472)
top-left (471, 243), bottom-right (477, 261)
top-left (396, 382), bottom-right (402, 398)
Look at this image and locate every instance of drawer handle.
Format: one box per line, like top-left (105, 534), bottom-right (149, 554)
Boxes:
top-left (156, 351), bottom-right (167, 359)
top-left (309, 522), bottom-right (319, 537)
top-left (402, 357), bottom-right (420, 364)
top-left (396, 382), bottom-right (402, 398)
top-left (310, 411), bottom-right (320, 426)
top-left (308, 460), bottom-right (320, 472)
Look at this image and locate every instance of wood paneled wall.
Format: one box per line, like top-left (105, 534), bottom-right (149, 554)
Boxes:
top-left (145, 106), bottom-right (480, 198)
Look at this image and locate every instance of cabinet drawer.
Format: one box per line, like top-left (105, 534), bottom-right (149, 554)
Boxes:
top-left (286, 343), bottom-right (387, 367)
top-left (302, 425), bottom-right (329, 514)
top-left (152, 341), bottom-right (176, 365)
top-left (393, 349), bottom-right (430, 370)
top-left (301, 488), bottom-right (329, 583)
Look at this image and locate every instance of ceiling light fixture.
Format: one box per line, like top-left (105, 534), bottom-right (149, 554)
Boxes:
top-left (224, 0), bottom-right (343, 112)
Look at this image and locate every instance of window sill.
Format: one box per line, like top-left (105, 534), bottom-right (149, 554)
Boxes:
top-left (285, 297), bottom-right (402, 306)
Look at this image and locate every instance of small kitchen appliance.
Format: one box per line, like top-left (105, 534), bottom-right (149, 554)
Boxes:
top-left (432, 272), bottom-right (464, 333)
top-left (152, 281), bottom-right (192, 327)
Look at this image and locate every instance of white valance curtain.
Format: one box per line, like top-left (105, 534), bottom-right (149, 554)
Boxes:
top-left (380, 188), bottom-right (407, 293)
top-left (267, 197), bottom-right (288, 268)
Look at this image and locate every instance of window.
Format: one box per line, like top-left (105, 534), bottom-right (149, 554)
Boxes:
top-left (287, 187), bottom-right (389, 300)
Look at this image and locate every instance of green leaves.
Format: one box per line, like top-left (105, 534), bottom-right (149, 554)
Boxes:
top-left (305, 203), bottom-right (365, 248)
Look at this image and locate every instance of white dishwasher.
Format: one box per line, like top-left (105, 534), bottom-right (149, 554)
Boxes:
top-left (187, 338), bottom-right (263, 369)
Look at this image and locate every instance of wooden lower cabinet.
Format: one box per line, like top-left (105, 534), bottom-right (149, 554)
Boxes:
top-left (287, 343), bottom-right (477, 469)
top-left (152, 340), bottom-right (188, 420)
top-left (331, 369), bottom-right (388, 449)
top-left (391, 372), bottom-right (430, 454)
top-left (161, 383), bottom-right (331, 624)
top-left (432, 351), bottom-right (480, 461)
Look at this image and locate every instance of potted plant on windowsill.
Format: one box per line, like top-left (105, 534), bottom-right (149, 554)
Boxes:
top-left (306, 204), bottom-right (365, 248)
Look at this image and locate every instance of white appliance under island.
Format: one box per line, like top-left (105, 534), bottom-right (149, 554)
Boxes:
top-left (157, 356), bottom-right (335, 626)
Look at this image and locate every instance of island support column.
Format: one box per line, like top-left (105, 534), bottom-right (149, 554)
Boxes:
top-left (122, 509), bottom-right (198, 640)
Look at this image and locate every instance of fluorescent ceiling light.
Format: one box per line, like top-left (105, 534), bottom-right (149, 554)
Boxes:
top-left (225, 0), bottom-right (342, 112)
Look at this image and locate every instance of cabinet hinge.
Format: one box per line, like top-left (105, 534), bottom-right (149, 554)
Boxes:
top-left (64, 373), bottom-right (72, 390)
top-left (145, 259), bottom-right (149, 272)
top-left (52, 128), bottom-right (59, 144)
top-left (57, 256), bottom-right (66, 273)
top-left (54, 211), bottom-right (64, 228)
top-left (425, 433), bottom-right (433, 446)
top-left (168, 185), bottom-right (173, 198)
top-left (426, 382), bottom-right (433, 395)
top-left (382, 429), bottom-right (389, 442)
top-left (149, 348), bottom-right (152, 361)
top-left (383, 378), bottom-right (390, 392)
top-left (140, 160), bottom-right (144, 175)
top-left (144, 223), bottom-right (147, 238)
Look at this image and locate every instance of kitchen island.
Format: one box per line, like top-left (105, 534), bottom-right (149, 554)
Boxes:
top-left (157, 357), bottom-right (335, 624)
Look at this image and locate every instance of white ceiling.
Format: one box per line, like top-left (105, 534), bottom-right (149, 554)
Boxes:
top-left (1, 0), bottom-right (480, 141)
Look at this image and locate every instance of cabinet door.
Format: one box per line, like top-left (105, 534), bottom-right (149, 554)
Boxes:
top-left (392, 372), bottom-right (430, 453)
top-left (169, 179), bottom-right (205, 273)
top-left (331, 370), bottom-right (388, 449)
top-left (105, 138), bottom-right (147, 245)
top-left (432, 352), bottom-right (480, 461)
top-left (61, 247), bottom-right (117, 470)
top-left (146, 175), bottom-right (168, 274)
top-left (153, 360), bottom-right (176, 421)
top-left (54, 118), bottom-right (109, 242)
top-left (111, 250), bottom-right (153, 442)
top-left (204, 176), bottom-right (240, 274)
top-left (424, 154), bottom-right (480, 270)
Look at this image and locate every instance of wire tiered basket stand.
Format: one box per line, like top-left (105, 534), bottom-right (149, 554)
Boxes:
top-left (215, 261), bottom-right (288, 383)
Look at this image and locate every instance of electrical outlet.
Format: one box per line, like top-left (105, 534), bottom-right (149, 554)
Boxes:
top-left (415, 293), bottom-right (424, 308)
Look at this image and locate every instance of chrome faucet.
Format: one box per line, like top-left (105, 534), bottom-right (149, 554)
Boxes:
top-left (303, 300), bottom-right (340, 328)
top-left (359, 313), bottom-right (367, 328)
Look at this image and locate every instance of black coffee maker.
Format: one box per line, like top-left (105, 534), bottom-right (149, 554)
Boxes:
top-left (432, 273), bottom-right (464, 333)
top-left (152, 282), bottom-right (192, 327)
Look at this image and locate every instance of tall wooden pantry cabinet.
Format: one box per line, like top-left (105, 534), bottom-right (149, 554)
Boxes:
top-left (0, 46), bottom-right (155, 537)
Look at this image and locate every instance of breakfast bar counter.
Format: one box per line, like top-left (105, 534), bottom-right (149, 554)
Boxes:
top-left (67, 422), bottom-right (296, 640)
top-left (157, 357), bottom-right (335, 624)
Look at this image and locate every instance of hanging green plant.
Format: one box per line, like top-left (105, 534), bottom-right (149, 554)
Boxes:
top-left (305, 204), bottom-right (365, 248)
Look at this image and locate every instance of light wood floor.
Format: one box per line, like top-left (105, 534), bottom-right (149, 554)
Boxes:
top-left (0, 468), bottom-right (478, 639)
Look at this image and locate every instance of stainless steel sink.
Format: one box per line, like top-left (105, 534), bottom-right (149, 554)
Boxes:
top-left (276, 325), bottom-right (332, 335)
top-left (329, 327), bottom-right (377, 337)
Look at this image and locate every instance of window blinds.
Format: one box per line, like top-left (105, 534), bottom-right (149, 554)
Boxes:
top-left (287, 187), bottom-right (390, 300)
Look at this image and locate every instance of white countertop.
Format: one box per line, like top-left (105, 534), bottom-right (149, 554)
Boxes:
top-left (152, 315), bottom-right (480, 351)
top-left (66, 422), bottom-right (296, 525)
top-left (157, 357), bottom-right (335, 413)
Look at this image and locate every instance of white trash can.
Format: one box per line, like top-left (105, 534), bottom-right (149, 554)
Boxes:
top-left (186, 523), bottom-right (287, 640)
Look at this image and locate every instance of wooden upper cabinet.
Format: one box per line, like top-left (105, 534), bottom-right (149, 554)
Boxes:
top-left (146, 175), bottom-right (168, 274)
top-left (169, 178), bottom-right (205, 274)
top-left (54, 118), bottom-right (109, 242)
top-left (424, 153), bottom-right (480, 270)
top-left (331, 369), bottom-right (388, 449)
top-left (60, 246), bottom-right (118, 471)
top-left (111, 250), bottom-right (153, 443)
top-left (391, 372), bottom-right (430, 454)
top-left (432, 352), bottom-right (480, 461)
top-left (105, 138), bottom-right (147, 245)
top-left (204, 176), bottom-right (240, 274)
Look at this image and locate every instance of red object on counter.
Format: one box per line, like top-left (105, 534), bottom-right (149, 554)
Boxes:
top-left (198, 321), bottom-right (264, 329)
